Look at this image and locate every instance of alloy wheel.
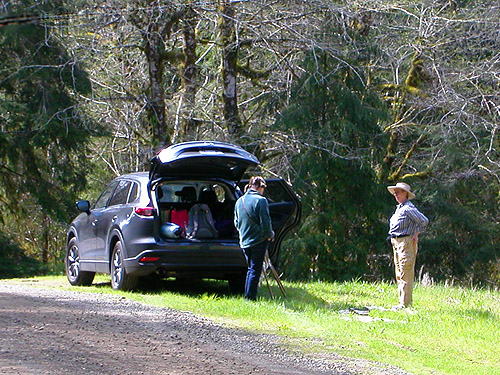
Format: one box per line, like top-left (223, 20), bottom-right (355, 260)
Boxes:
top-left (66, 243), bottom-right (80, 283)
top-left (111, 245), bottom-right (123, 288)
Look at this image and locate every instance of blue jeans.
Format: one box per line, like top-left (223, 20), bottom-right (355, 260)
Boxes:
top-left (243, 241), bottom-right (269, 300)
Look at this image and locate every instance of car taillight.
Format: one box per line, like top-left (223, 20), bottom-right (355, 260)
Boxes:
top-left (134, 207), bottom-right (154, 217)
top-left (139, 256), bottom-right (160, 262)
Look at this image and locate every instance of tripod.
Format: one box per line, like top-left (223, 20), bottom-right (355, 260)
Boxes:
top-left (262, 251), bottom-right (286, 298)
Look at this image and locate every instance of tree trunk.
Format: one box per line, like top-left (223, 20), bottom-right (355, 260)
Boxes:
top-left (42, 215), bottom-right (49, 264)
top-left (178, 5), bottom-right (198, 141)
top-left (144, 22), bottom-right (170, 147)
top-left (218, 0), bottom-right (243, 138)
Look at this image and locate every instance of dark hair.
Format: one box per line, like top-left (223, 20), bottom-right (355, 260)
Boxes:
top-left (244, 176), bottom-right (267, 192)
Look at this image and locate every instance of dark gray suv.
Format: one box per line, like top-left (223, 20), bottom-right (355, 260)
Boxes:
top-left (65, 141), bottom-right (301, 291)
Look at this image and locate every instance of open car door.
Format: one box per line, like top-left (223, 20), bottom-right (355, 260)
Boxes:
top-left (239, 179), bottom-right (301, 267)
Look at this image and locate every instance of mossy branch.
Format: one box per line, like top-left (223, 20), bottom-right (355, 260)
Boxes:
top-left (162, 50), bottom-right (184, 64)
top-left (387, 134), bottom-right (426, 182)
top-left (236, 62), bottom-right (270, 80)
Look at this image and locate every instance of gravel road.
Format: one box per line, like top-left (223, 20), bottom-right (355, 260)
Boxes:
top-left (0, 281), bottom-right (410, 375)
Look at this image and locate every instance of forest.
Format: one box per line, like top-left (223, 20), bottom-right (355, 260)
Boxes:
top-left (0, 0), bottom-right (499, 286)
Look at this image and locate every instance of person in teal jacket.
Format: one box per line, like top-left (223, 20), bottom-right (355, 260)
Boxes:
top-left (234, 176), bottom-right (274, 300)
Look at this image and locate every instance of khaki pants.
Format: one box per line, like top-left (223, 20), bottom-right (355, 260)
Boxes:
top-left (391, 236), bottom-right (418, 307)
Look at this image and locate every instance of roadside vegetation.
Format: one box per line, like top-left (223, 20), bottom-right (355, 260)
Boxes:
top-left (10, 275), bottom-right (499, 375)
top-left (1, 2), bottom-right (498, 371)
top-left (1, 0), bottom-right (499, 288)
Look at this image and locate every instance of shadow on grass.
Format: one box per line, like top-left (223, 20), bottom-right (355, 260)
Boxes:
top-left (92, 277), bottom-right (233, 298)
top-left (143, 277), bottom-right (234, 296)
top-left (259, 283), bottom-right (352, 312)
top-left (462, 308), bottom-right (497, 320)
top-left (92, 277), bottom-right (353, 312)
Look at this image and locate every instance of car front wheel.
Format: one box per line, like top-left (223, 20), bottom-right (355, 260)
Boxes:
top-left (65, 238), bottom-right (95, 286)
top-left (110, 241), bottom-right (138, 291)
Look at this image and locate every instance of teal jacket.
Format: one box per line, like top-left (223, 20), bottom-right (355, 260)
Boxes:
top-left (234, 189), bottom-right (274, 249)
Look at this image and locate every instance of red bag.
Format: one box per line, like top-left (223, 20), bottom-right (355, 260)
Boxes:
top-left (170, 209), bottom-right (189, 235)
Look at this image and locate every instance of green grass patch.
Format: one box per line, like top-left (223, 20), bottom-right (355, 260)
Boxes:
top-left (4, 275), bottom-right (499, 375)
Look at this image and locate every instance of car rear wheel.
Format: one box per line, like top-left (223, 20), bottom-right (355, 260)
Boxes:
top-left (65, 238), bottom-right (95, 286)
top-left (110, 241), bottom-right (138, 291)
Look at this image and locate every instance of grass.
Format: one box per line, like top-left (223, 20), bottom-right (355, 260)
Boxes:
top-left (4, 275), bottom-right (499, 375)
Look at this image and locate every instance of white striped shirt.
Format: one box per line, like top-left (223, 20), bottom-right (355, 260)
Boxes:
top-left (389, 200), bottom-right (429, 237)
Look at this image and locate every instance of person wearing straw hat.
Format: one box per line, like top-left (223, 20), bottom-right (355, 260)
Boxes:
top-left (387, 182), bottom-right (429, 309)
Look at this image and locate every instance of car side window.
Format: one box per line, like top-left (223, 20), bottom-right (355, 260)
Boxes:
top-left (263, 183), bottom-right (285, 203)
top-left (108, 180), bottom-right (132, 207)
top-left (213, 184), bottom-right (225, 202)
top-left (93, 181), bottom-right (118, 210)
top-left (127, 182), bottom-right (139, 203)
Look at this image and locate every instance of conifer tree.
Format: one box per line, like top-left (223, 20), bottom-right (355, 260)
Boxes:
top-left (0, 0), bottom-right (96, 259)
top-left (274, 50), bottom-right (388, 280)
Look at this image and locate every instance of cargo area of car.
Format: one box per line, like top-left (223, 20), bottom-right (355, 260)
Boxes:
top-left (155, 180), bottom-right (239, 241)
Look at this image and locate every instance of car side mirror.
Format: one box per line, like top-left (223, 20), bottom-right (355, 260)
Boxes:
top-left (76, 200), bottom-right (91, 214)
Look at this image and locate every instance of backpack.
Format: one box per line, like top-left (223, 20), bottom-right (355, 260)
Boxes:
top-left (186, 204), bottom-right (219, 239)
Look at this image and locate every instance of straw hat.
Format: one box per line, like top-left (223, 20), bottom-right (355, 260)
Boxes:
top-left (387, 182), bottom-right (416, 200)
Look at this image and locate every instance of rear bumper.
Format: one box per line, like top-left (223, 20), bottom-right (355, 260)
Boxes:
top-left (123, 240), bottom-right (247, 279)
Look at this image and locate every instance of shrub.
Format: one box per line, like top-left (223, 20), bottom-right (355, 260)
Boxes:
top-left (0, 233), bottom-right (48, 278)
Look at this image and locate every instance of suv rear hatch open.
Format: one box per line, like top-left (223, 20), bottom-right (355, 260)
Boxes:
top-left (149, 141), bottom-right (301, 269)
top-left (149, 141), bottom-right (259, 182)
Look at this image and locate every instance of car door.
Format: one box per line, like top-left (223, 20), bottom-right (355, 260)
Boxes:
top-left (74, 209), bottom-right (97, 266)
top-left (82, 181), bottom-right (118, 265)
top-left (93, 180), bottom-right (132, 263)
top-left (239, 179), bottom-right (301, 266)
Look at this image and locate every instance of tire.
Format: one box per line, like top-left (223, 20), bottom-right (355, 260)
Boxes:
top-left (110, 241), bottom-right (138, 291)
top-left (65, 238), bottom-right (95, 286)
top-left (228, 272), bottom-right (246, 295)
